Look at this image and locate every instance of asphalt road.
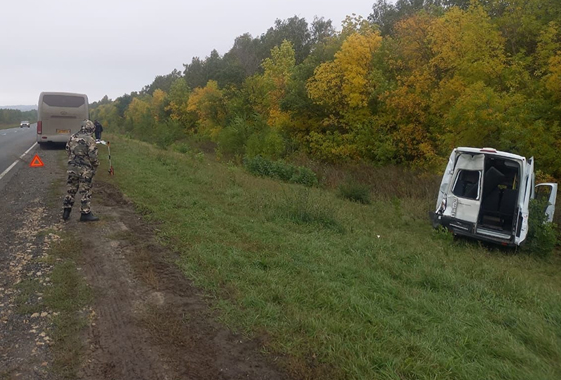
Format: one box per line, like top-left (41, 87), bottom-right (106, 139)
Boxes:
top-left (0, 124), bottom-right (39, 191)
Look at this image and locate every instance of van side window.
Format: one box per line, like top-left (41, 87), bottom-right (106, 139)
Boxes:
top-left (452, 170), bottom-right (481, 199)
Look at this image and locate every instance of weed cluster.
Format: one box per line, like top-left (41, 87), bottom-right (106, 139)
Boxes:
top-left (274, 189), bottom-right (344, 232)
top-left (290, 156), bottom-right (440, 199)
top-left (337, 181), bottom-right (371, 204)
top-left (170, 142), bottom-right (190, 154)
top-left (243, 155), bottom-right (318, 187)
top-left (524, 198), bottom-right (558, 257)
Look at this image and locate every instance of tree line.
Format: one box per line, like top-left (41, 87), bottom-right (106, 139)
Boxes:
top-left (91, 0), bottom-right (561, 177)
top-left (0, 108), bottom-right (37, 126)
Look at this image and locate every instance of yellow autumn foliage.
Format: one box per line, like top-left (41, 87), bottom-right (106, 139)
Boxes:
top-left (151, 89), bottom-right (167, 122)
top-left (187, 80), bottom-right (226, 138)
top-left (545, 54), bottom-right (561, 102)
top-left (109, 2), bottom-right (561, 176)
top-left (307, 31), bottom-right (382, 113)
top-left (428, 5), bottom-right (506, 84)
top-left (165, 78), bottom-right (190, 124)
top-left (261, 40), bottom-right (296, 128)
top-left (125, 98), bottom-right (150, 126)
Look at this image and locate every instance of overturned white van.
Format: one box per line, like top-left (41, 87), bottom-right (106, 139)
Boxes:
top-left (431, 147), bottom-right (557, 247)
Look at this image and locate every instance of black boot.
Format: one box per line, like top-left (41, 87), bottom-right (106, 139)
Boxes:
top-left (62, 208), bottom-right (71, 221)
top-left (80, 212), bottom-right (99, 222)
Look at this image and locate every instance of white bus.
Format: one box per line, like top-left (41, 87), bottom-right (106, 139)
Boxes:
top-left (37, 92), bottom-right (89, 144)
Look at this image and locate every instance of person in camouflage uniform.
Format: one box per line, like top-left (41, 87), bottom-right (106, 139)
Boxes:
top-left (62, 119), bottom-right (100, 222)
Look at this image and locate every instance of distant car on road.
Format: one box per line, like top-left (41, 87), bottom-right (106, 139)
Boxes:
top-left (20, 121), bottom-right (30, 128)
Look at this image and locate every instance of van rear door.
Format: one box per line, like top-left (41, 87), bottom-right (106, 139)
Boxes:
top-left (435, 149), bottom-right (457, 212)
top-left (535, 183), bottom-right (558, 222)
top-left (444, 153), bottom-right (484, 224)
top-left (515, 158), bottom-right (534, 245)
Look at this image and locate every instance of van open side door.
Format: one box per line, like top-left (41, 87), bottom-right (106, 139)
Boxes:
top-left (535, 183), bottom-right (558, 222)
top-left (435, 149), bottom-right (457, 213)
top-left (515, 158), bottom-right (534, 245)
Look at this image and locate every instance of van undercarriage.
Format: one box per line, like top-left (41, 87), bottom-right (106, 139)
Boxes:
top-left (431, 214), bottom-right (517, 246)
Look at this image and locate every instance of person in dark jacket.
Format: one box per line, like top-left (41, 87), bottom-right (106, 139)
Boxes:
top-left (93, 120), bottom-right (104, 141)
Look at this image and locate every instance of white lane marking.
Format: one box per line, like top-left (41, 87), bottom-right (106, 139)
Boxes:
top-left (0, 142), bottom-right (38, 181)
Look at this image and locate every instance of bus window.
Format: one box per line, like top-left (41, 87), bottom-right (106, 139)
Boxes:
top-left (42, 94), bottom-right (86, 108)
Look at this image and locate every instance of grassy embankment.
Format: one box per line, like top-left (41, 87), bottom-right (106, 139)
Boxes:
top-left (96, 134), bottom-right (561, 380)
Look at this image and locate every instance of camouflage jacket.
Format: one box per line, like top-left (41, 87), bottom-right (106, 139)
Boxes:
top-left (66, 130), bottom-right (99, 169)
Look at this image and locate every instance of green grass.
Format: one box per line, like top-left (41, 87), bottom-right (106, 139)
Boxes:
top-left (337, 181), bottom-right (371, 204)
top-left (44, 235), bottom-right (92, 379)
top-left (98, 134), bottom-right (561, 380)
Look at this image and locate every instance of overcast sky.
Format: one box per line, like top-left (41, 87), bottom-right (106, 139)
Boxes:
top-left (0, 0), bottom-right (375, 107)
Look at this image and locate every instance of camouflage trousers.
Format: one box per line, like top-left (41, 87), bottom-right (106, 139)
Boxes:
top-left (63, 164), bottom-right (95, 214)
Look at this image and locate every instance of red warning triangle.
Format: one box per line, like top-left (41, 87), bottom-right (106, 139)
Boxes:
top-left (30, 154), bottom-right (44, 167)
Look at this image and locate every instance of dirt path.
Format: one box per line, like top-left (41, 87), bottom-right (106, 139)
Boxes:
top-left (0, 147), bottom-right (289, 380)
top-left (75, 181), bottom-right (287, 380)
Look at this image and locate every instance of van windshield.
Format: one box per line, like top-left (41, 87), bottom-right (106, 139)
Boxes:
top-left (43, 95), bottom-right (85, 108)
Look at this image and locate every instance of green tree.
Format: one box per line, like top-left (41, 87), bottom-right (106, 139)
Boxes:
top-left (261, 40), bottom-right (296, 128)
top-left (165, 78), bottom-right (191, 126)
top-left (260, 16), bottom-right (311, 64)
top-left (142, 69), bottom-right (182, 95)
top-left (187, 80), bottom-right (227, 138)
top-left (482, 0), bottom-right (561, 57)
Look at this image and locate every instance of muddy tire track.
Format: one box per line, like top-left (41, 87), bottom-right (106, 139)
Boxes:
top-left (68, 180), bottom-right (288, 380)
